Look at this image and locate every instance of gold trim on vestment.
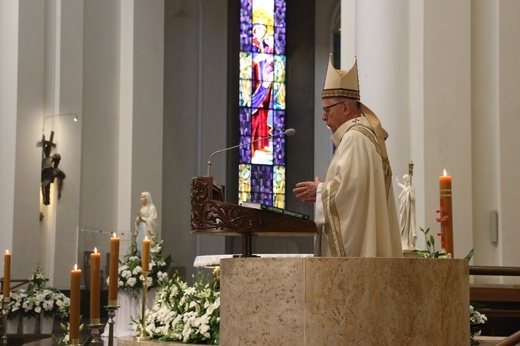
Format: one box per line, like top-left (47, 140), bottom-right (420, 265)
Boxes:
top-left (350, 124), bottom-right (393, 197)
top-left (323, 179), bottom-right (345, 257)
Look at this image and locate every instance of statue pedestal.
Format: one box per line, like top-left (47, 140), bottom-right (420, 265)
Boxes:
top-left (220, 257), bottom-right (469, 345)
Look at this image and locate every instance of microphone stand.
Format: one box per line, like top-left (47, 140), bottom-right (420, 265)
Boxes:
top-left (206, 128), bottom-right (295, 177)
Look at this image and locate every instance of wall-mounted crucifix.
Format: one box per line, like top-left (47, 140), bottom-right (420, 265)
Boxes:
top-left (37, 131), bottom-right (66, 205)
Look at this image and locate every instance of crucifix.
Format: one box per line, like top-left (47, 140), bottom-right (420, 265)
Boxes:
top-left (37, 131), bottom-right (66, 205)
top-left (38, 131), bottom-right (56, 159)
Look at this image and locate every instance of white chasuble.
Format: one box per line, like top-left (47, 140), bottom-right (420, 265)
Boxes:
top-left (315, 117), bottom-right (402, 258)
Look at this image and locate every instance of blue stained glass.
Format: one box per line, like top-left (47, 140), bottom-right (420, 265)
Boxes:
top-left (239, 0), bottom-right (286, 207)
top-left (274, 0), bottom-right (286, 27)
top-left (273, 110), bottom-right (285, 130)
top-left (274, 28), bottom-right (286, 55)
top-left (239, 108), bottom-right (252, 135)
top-left (241, 0), bottom-right (252, 14)
top-left (239, 134), bottom-right (252, 164)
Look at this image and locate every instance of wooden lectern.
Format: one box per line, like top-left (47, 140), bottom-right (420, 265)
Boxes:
top-left (191, 176), bottom-right (317, 257)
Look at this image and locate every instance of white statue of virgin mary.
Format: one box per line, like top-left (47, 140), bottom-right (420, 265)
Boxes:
top-left (134, 191), bottom-right (157, 253)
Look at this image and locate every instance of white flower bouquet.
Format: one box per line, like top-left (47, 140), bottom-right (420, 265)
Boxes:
top-left (1, 289), bottom-right (27, 320)
top-left (0, 264), bottom-right (70, 320)
top-left (133, 271), bottom-right (220, 344)
top-left (20, 290), bottom-right (42, 318)
top-left (109, 235), bottom-right (171, 298)
top-left (38, 288), bottom-right (70, 319)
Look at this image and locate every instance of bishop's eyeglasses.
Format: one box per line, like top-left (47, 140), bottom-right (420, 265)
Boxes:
top-left (322, 101), bottom-right (345, 115)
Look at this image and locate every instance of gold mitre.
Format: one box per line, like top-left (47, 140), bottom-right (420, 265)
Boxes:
top-left (322, 56), bottom-right (360, 100)
top-left (322, 55), bottom-right (394, 196)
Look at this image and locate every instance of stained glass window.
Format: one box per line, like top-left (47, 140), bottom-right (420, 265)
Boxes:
top-left (238, 0), bottom-right (287, 208)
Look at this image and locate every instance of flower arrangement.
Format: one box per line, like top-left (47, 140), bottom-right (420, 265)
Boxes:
top-left (109, 235), bottom-right (171, 298)
top-left (1, 289), bottom-right (28, 320)
top-left (28, 264), bottom-right (47, 290)
top-left (132, 271), bottom-right (220, 344)
top-left (37, 288), bottom-right (70, 319)
top-left (0, 264), bottom-right (70, 320)
top-left (20, 290), bottom-right (42, 319)
top-left (470, 305), bottom-right (487, 345)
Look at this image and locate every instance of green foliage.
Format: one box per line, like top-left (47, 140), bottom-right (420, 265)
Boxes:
top-left (52, 318), bottom-right (93, 345)
top-left (412, 227), bottom-right (451, 258)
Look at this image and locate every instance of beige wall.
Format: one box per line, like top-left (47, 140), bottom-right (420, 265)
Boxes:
top-left (336, 0), bottom-right (520, 281)
top-left (162, 0), bottom-right (228, 279)
top-left (1, 0), bottom-right (520, 287)
top-left (0, 0), bottom-right (165, 288)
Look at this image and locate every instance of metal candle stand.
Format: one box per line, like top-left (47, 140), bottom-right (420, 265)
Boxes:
top-left (134, 271), bottom-right (150, 341)
top-left (105, 305), bottom-right (119, 346)
top-left (2, 299), bottom-right (8, 346)
top-left (87, 319), bottom-right (104, 345)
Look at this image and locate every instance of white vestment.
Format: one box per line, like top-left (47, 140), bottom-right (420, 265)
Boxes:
top-left (314, 117), bottom-right (402, 257)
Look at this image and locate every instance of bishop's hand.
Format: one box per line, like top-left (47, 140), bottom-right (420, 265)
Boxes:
top-left (293, 177), bottom-right (320, 203)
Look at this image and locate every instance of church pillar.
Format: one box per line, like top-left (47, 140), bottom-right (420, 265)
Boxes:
top-left (79, 1), bottom-right (164, 276)
top-left (353, 0), bottom-right (473, 256)
top-left (0, 1), bottom-right (19, 264)
top-left (116, 1), bottom-right (135, 252)
top-left (0, 1), bottom-right (84, 287)
top-left (4, 1), bottom-right (46, 282)
top-left (354, 0), bottom-right (410, 205)
top-left (493, 2), bottom-right (520, 272)
top-left (40, 0), bottom-right (84, 288)
top-left (420, 0), bottom-right (473, 257)
top-left (118, 1), bottom-right (165, 252)
top-left (163, 1), bottom-right (227, 279)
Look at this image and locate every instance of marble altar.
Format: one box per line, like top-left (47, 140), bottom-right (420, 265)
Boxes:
top-left (220, 257), bottom-right (469, 345)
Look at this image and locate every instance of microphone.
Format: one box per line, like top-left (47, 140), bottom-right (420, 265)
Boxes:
top-left (207, 128), bottom-right (296, 176)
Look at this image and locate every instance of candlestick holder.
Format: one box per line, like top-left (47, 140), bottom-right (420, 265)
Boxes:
top-left (2, 298), bottom-right (8, 346)
top-left (104, 305), bottom-right (119, 346)
top-left (134, 271), bottom-right (150, 341)
top-left (87, 319), bottom-right (104, 345)
top-left (408, 161), bottom-right (414, 185)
